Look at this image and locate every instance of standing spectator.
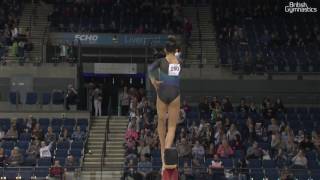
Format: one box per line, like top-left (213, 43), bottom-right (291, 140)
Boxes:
top-left (49, 160), bottom-right (65, 180)
top-left (199, 97), bottom-right (210, 120)
top-left (119, 86), bottom-right (130, 116)
top-left (183, 17), bottom-right (192, 47)
top-left (45, 126), bottom-right (57, 143)
top-left (32, 123), bottom-right (44, 141)
top-left (65, 84), bottom-right (78, 110)
top-left (40, 141), bottom-right (53, 158)
top-left (92, 86), bottom-right (102, 117)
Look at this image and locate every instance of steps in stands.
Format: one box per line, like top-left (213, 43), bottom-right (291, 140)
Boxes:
top-left (197, 6), bottom-right (218, 65)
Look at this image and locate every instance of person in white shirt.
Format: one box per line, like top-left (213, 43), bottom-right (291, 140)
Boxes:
top-left (175, 48), bottom-right (182, 62)
top-left (40, 141), bottom-right (53, 158)
top-left (92, 86), bottom-right (102, 117)
top-left (119, 86), bottom-right (130, 115)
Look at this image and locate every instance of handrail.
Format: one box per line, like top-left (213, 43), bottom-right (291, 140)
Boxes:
top-left (196, 4), bottom-right (203, 65)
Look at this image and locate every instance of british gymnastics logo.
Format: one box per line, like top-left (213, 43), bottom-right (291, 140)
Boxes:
top-left (285, 2), bottom-right (317, 13)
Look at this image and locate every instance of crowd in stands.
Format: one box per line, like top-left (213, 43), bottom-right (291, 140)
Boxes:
top-left (48, 0), bottom-right (185, 34)
top-left (0, 0), bottom-right (33, 63)
top-left (123, 89), bottom-right (320, 179)
top-left (213, 0), bottom-right (320, 73)
top-left (0, 115), bottom-right (88, 179)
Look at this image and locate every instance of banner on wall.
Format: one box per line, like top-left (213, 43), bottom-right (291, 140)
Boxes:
top-left (94, 63), bottom-right (137, 74)
top-left (49, 33), bottom-right (172, 47)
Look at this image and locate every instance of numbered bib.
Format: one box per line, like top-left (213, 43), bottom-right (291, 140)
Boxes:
top-left (168, 64), bottom-right (181, 76)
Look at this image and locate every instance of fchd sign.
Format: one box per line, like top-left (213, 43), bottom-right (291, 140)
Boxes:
top-left (74, 34), bottom-right (98, 43)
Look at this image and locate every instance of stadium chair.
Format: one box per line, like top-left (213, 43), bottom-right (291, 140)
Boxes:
top-left (234, 150), bottom-right (245, 159)
top-left (41, 92), bottom-right (51, 105)
top-left (4, 168), bottom-right (19, 179)
top-left (56, 140), bottom-right (70, 150)
top-left (25, 92), bottom-right (37, 105)
top-left (34, 167), bottom-right (49, 178)
top-left (17, 141), bottom-right (29, 151)
top-left (52, 118), bottom-right (63, 127)
top-left (51, 126), bottom-right (61, 134)
top-left (308, 159), bottom-right (320, 169)
top-left (264, 168), bottom-right (279, 180)
top-left (151, 149), bottom-right (161, 158)
top-left (0, 118), bottom-right (11, 132)
top-left (19, 168), bottom-right (33, 180)
top-left (69, 148), bottom-right (82, 158)
top-left (152, 160), bottom-right (162, 171)
top-left (71, 141), bottom-right (84, 150)
top-left (52, 91), bottom-right (64, 105)
top-left (310, 107), bottom-right (320, 114)
top-left (293, 169), bottom-right (310, 180)
top-left (63, 118), bottom-right (76, 127)
top-left (37, 158), bottom-right (52, 166)
top-left (248, 159), bottom-right (262, 169)
top-left (222, 158), bottom-right (234, 169)
top-left (262, 160), bottom-right (275, 168)
top-left (2, 141), bottom-right (15, 150)
top-left (39, 118), bottom-right (50, 129)
top-left (249, 169), bottom-right (264, 180)
top-left (286, 107), bottom-right (295, 114)
top-left (296, 107), bottom-right (308, 115)
top-left (77, 118), bottom-right (88, 127)
top-left (19, 133), bottom-right (31, 141)
top-left (55, 149), bottom-right (68, 158)
top-left (9, 91), bottom-right (20, 105)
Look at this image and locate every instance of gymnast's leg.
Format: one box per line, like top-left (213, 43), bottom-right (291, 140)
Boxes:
top-left (156, 96), bottom-right (168, 167)
top-left (165, 95), bottom-right (180, 149)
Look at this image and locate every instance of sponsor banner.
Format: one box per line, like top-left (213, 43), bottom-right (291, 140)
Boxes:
top-left (94, 63), bottom-right (137, 74)
top-left (49, 33), bottom-right (171, 47)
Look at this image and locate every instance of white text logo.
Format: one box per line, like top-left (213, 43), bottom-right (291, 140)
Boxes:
top-left (285, 2), bottom-right (317, 13)
top-left (74, 34), bottom-right (98, 41)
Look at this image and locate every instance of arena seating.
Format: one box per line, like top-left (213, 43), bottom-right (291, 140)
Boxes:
top-left (0, 117), bottom-right (88, 179)
top-left (123, 93), bottom-right (320, 179)
top-left (48, 0), bottom-right (184, 34)
top-left (212, 0), bottom-right (320, 73)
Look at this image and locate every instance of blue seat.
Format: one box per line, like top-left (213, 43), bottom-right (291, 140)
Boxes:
top-left (17, 141), bottom-right (29, 150)
top-left (293, 169), bottom-right (310, 180)
top-left (19, 133), bottom-right (31, 141)
top-left (2, 141), bottom-right (15, 150)
top-left (55, 149), bottom-right (68, 158)
top-left (151, 149), bottom-right (161, 158)
top-left (265, 168), bottom-right (279, 180)
top-left (25, 92), bottom-right (37, 105)
top-left (249, 169), bottom-right (264, 180)
top-left (0, 118), bottom-right (11, 132)
top-left (310, 107), bottom-right (320, 114)
top-left (296, 107), bottom-right (308, 115)
top-left (9, 91), bottom-right (20, 105)
top-left (55, 157), bottom-right (66, 166)
top-left (52, 118), bottom-right (62, 127)
top-left (37, 158), bottom-right (52, 166)
top-left (35, 167), bottom-right (49, 178)
top-left (64, 118), bottom-right (76, 127)
top-left (234, 150), bottom-right (244, 159)
top-left (248, 159), bottom-right (262, 168)
top-left (52, 91), bottom-right (64, 105)
top-left (41, 92), bottom-right (51, 105)
top-left (308, 160), bottom-right (320, 169)
top-left (19, 167), bottom-right (33, 180)
top-left (39, 118), bottom-right (50, 127)
top-left (262, 160), bottom-right (276, 168)
top-left (152, 160), bottom-right (162, 171)
top-left (4, 167), bottom-right (19, 179)
top-left (71, 141), bottom-right (84, 150)
top-left (69, 148), bottom-right (82, 158)
top-left (56, 141), bottom-right (70, 150)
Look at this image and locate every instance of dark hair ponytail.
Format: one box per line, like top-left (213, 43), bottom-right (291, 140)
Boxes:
top-left (165, 35), bottom-right (177, 54)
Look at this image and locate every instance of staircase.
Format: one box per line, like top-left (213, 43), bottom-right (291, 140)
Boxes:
top-left (7, 2), bottom-right (52, 63)
top-left (81, 116), bottom-right (127, 180)
top-left (198, 6), bottom-right (218, 65)
top-left (183, 6), bottom-right (201, 64)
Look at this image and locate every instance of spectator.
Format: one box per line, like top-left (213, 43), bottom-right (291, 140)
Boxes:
top-left (65, 84), bottom-right (78, 110)
top-left (4, 125), bottom-right (18, 140)
top-left (268, 118), bottom-right (280, 134)
top-left (64, 155), bottom-right (77, 180)
top-left (40, 141), bottom-right (53, 158)
top-left (246, 141), bottom-right (263, 159)
top-left (295, 130), bottom-right (305, 144)
top-left (273, 98), bottom-right (285, 113)
top-left (137, 140), bottom-right (150, 156)
top-left (183, 17), bottom-right (192, 46)
top-left (137, 154), bottom-right (152, 179)
top-left (0, 148), bottom-right (6, 166)
top-left (0, 127), bottom-right (5, 142)
top-left (182, 100), bottom-right (191, 114)
top-left (209, 154), bottom-right (225, 179)
top-left (7, 147), bottom-right (23, 166)
top-left (59, 128), bottom-right (70, 142)
top-left (199, 97), bottom-right (210, 119)
top-left (32, 123), bottom-right (44, 141)
top-left (180, 161), bottom-right (194, 180)
top-left (92, 86), bottom-right (102, 117)
top-left (177, 138), bottom-right (192, 158)
top-left (192, 140), bottom-right (205, 161)
top-left (119, 86), bottom-right (130, 116)
top-left (45, 126), bottom-right (57, 143)
top-left (71, 126), bottom-right (85, 142)
top-left (49, 160), bottom-right (65, 180)
top-left (299, 135), bottom-right (314, 152)
top-left (226, 124), bottom-right (241, 142)
top-left (291, 150), bottom-right (307, 169)
top-left (25, 140), bottom-right (40, 165)
top-left (221, 97), bottom-right (233, 112)
top-left (216, 139), bottom-right (234, 158)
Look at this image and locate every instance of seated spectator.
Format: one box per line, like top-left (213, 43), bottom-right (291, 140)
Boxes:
top-left (311, 131), bottom-right (320, 151)
top-left (4, 125), bottom-right (18, 140)
top-left (181, 161), bottom-right (193, 180)
top-left (7, 147), bottom-right (23, 166)
top-left (59, 128), bottom-right (70, 142)
top-left (49, 160), bottom-right (65, 180)
top-left (71, 126), bottom-right (85, 142)
top-left (32, 123), bottom-right (44, 141)
top-left (0, 148), bottom-right (6, 166)
top-left (25, 140), bottom-right (40, 165)
top-left (299, 135), bottom-right (314, 152)
top-left (192, 140), bottom-right (205, 160)
top-left (246, 141), bottom-right (263, 159)
top-left (273, 98), bottom-right (285, 113)
top-left (295, 130), bottom-right (305, 143)
top-left (271, 132), bottom-right (283, 154)
top-left (206, 143), bottom-right (215, 158)
top-left (137, 154), bottom-right (152, 179)
top-left (0, 127), bottom-right (5, 142)
top-left (199, 97), bottom-right (210, 119)
top-left (45, 126), bottom-right (57, 143)
top-left (221, 97), bottom-right (233, 112)
top-left (237, 98), bottom-right (248, 114)
top-left (268, 118), bottom-right (280, 134)
top-left (291, 150), bottom-right (307, 169)
top-left (64, 155), bottom-right (77, 180)
top-left (226, 124), bottom-right (241, 142)
top-left (137, 140), bottom-right (150, 156)
top-left (40, 141), bottom-right (53, 158)
top-left (124, 159), bottom-right (137, 179)
top-left (216, 139), bottom-right (234, 158)
top-left (231, 134), bottom-right (244, 150)
top-left (177, 138), bottom-right (192, 158)
top-left (209, 154), bottom-right (225, 179)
